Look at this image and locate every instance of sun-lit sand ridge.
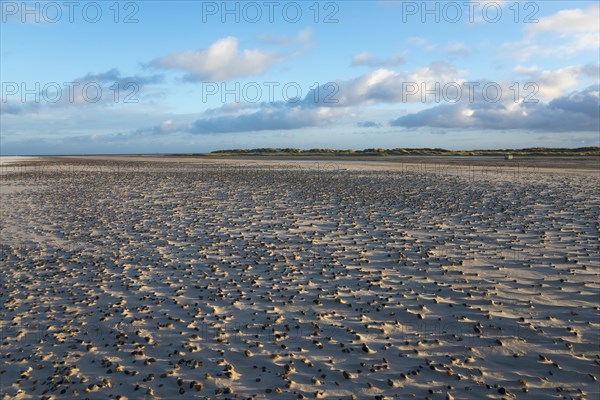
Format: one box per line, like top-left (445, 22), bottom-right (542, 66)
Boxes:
top-left (0, 157), bottom-right (40, 166)
top-left (1, 157), bottom-right (598, 399)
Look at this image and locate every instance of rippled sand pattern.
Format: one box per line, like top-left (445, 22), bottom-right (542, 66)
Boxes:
top-left (1, 159), bottom-right (599, 399)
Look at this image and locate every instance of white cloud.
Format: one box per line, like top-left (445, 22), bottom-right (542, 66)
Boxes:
top-left (308, 62), bottom-right (464, 107)
top-left (527, 4), bottom-right (600, 35)
top-left (141, 103), bottom-right (349, 134)
top-left (528, 66), bottom-right (585, 100)
top-left (357, 121), bottom-right (383, 128)
top-left (1, 68), bottom-right (162, 114)
top-left (406, 36), bottom-right (428, 46)
top-left (258, 27), bottom-right (314, 47)
top-left (446, 42), bottom-right (469, 57)
top-left (351, 52), bottom-right (405, 67)
top-left (150, 37), bottom-right (285, 81)
top-left (507, 3), bottom-right (599, 60)
top-left (467, 0), bottom-right (509, 24)
top-left (158, 119), bottom-right (177, 133)
top-left (513, 64), bottom-right (599, 100)
top-left (391, 84), bottom-right (599, 132)
top-left (135, 62), bottom-right (464, 135)
top-left (406, 36), bottom-right (438, 52)
top-left (512, 65), bottom-right (538, 75)
top-left (131, 57), bottom-right (597, 136)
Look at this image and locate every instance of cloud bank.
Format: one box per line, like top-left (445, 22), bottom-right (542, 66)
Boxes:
top-left (391, 85), bottom-right (599, 132)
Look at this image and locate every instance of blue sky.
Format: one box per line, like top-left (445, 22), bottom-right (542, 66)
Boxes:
top-left (1, 0), bottom-right (599, 154)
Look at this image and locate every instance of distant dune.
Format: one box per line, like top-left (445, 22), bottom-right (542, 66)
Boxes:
top-left (200, 146), bottom-right (600, 157)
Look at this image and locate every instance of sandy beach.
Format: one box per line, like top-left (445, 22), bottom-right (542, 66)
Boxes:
top-left (0, 157), bottom-right (41, 166)
top-left (1, 156), bottom-right (598, 399)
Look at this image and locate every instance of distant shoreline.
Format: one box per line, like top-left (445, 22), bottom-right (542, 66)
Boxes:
top-left (187, 146), bottom-right (600, 157)
top-left (3, 146), bottom-right (599, 158)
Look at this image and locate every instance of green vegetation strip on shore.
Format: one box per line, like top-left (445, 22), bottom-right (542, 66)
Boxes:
top-left (170, 147), bottom-right (600, 157)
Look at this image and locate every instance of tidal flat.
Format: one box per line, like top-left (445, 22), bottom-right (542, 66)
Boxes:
top-left (1, 157), bottom-right (598, 399)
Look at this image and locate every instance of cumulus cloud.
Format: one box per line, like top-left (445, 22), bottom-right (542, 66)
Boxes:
top-left (1, 68), bottom-right (162, 114)
top-left (549, 85), bottom-right (600, 119)
top-left (351, 52), bottom-right (405, 67)
top-left (128, 61), bottom-right (463, 136)
top-left (507, 3), bottom-right (599, 60)
top-left (306, 61), bottom-right (463, 107)
top-left (406, 36), bottom-right (437, 51)
top-left (446, 42), bottom-right (469, 58)
top-left (390, 85), bottom-right (599, 132)
top-left (78, 68), bottom-right (163, 87)
top-left (189, 105), bottom-right (327, 133)
top-left (149, 37), bottom-right (285, 81)
top-left (133, 118), bottom-right (186, 136)
top-left (357, 121), bottom-right (383, 128)
top-left (511, 64), bottom-right (599, 100)
top-left (406, 36), bottom-right (428, 46)
top-left (132, 61), bottom-right (466, 135)
top-left (513, 65), bottom-right (539, 75)
top-left (55, 68), bottom-right (163, 105)
top-left (258, 27), bottom-right (313, 47)
top-left (128, 58), bottom-right (597, 136)
top-left (527, 4), bottom-right (599, 35)
top-left (137, 102), bottom-right (348, 135)
top-left (0, 102), bottom-right (36, 115)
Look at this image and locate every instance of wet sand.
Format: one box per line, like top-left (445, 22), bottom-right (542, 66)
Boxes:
top-left (1, 157), bottom-right (599, 399)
